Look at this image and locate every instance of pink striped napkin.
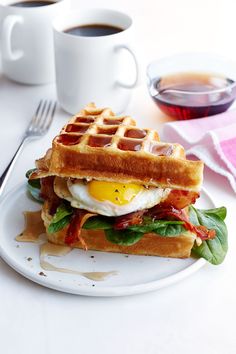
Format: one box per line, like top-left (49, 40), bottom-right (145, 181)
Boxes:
top-left (162, 110), bottom-right (236, 192)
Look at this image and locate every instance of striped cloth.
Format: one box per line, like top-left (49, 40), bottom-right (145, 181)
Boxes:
top-left (162, 110), bottom-right (236, 192)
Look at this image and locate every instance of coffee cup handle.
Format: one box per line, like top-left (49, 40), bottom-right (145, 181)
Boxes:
top-left (115, 45), bottom-right (139, 88)
top-left (2, 15), bottom-right (24, 61)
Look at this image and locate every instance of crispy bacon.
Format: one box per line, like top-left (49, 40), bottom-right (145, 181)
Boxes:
top-left (114, 203), bottom-right (215, 241)
top-left (147, 205), bottom-right (215, 240)
top-left (40, 177), bottom-right (60, 215)
top-left (65, 210), bottom-right (96, 248)
top-left (114, 210), bottom-right (146, 230)
top-left (162, 190), bottom-right (199, 209)
top-left (115, 190), bottom-right (200, 231)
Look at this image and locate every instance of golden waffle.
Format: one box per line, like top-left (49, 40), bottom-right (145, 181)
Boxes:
top-left (32, 103), bottom-right (204, 192)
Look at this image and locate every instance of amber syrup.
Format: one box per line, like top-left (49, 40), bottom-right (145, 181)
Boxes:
top-left (152, 72), bottom-right (235, 120)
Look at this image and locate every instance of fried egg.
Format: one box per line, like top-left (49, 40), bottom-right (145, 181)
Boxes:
top-left (63, 179), bottom-right (170, 217)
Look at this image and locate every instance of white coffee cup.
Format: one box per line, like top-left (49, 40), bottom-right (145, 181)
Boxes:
top-left (0, 0), bottom-right (70, 84)
top-left (53, 9), bottom-right (139, 114)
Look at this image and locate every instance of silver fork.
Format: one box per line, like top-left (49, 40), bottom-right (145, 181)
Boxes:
top-left (0, 99), bottom-right (57, 197)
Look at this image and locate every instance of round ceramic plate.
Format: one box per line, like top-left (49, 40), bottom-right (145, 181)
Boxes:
top-left (0, 183), bottom-right (212, 297)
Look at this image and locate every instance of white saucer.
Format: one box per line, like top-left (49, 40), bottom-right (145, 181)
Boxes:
top-left (0, 183), bottom-right (213, 296)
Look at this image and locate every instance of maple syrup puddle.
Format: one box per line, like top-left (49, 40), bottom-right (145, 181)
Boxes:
top-left (17, 210), bottom-right (118, 281)
top-left (16, 210), bottom-right (46, 242)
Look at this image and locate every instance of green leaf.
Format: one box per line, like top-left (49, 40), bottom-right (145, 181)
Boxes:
top-left (26, 168), bottom-right (42, 202)
top-left (27, 183), bottom-right (44, 203)
top-left (200, 207), bottom-right (227, 221)
top-left (128, 220), bottom-right (185, 237)
top-left (83, 216), bottom-right (114, 230)
top-left (105, 228), bottom-right (143, 246)
top-left (51, 203), bottom-right (73, 223)
top-left (189, 205), bottom-right (228, 265)
top-left (156, 224), bottom-right (187, 237)
top-left (47, 203), bottom-right (73, 234)
top-left (28, 178), bottom-right (41, 190)
top-left (26, 168), bottom-right (37, 179)
top-left (26, 168), bottom-right (40, 188)
top-left (188, 205), bottom-right (199, 225)
top-left (48, 215), bottom-right (72, 234)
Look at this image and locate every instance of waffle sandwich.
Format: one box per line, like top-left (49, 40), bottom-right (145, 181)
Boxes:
top-left (27, 103), bottom-right (227, 263)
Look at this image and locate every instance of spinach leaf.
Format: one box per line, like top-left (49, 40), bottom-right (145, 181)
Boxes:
top-left (48, 203), bottom-right (73, 234)
top-left (128, 220), bottom-right (185, 237)
top-left (27, 183), bottom-right (44, 203)
top-left (105, 229), bottom-right (143, 246)
top-left (189, 205), bottom-right (228, 265)
top-left (26, 168), bottom-right (43, 203)
top-left (83, 216), bottom-right (113, 230)
top-left (156, 224), bottom-right (187, 237)
top-left (26, 168), bottom-right (37, 179)
top-left (26, 169), bottom-right (40, 188)
top-left (48, 215), bottom-right (72, 234)
top-left (199, 207), bottom-right (226, 221)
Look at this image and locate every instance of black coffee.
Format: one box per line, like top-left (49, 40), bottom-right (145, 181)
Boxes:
top-left (10, 1), bottom-right (55, 7)
top-left (65, 24), bottom-right (123, 37)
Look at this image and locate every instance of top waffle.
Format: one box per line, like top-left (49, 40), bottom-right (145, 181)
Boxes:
top-left (32, 103), bottom-right (204, 192)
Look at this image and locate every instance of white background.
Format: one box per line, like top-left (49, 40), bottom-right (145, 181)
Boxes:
top-left (0, 0), bottom-right (236, 353)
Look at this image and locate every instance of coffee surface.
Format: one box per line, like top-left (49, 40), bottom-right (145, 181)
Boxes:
top-left (65, 24), bottom-right (123, 37)
top-left (10, 1), bottom-right (55, 7)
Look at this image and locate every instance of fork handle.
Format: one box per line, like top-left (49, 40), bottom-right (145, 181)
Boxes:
top-left (0, 137), bottom-right (26, 198)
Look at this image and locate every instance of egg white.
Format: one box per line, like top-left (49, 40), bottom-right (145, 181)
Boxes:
top-left (64, 179), bottom-right (170, 217)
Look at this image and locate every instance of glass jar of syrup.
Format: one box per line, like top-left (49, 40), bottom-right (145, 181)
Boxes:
top-left (147, 54), bottom-right (236, 120)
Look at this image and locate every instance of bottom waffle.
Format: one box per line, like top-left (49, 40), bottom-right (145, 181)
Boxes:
top-left (42, 205), bottom-right (196, 259)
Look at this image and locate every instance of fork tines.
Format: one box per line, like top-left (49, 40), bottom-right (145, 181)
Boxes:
top-left (28, 100), bottom-right (57, 134)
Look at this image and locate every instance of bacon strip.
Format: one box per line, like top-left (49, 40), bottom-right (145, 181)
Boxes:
top-left (114, 204), bottom-right (215, 241)
top-left (162, 190), bottom-right (199, 209)
top-left (65, 210), bottom-right (96, 248)
top-left (114, 210), bottom-right (146, 230)
top-left (40, 176), bottom-right (60, 215)
top-left (115, 190), bottom-right (200, 231)
top-left (147, 205), bottom-right (215, 240)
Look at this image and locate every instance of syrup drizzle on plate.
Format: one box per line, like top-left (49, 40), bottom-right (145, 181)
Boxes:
top-left (17, 210), bottom-right (118, 281)
top-left (40, 242), bottom-right (117, 281)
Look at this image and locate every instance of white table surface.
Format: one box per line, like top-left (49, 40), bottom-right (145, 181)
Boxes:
top-left (1, 1), bottom-right (236, 353)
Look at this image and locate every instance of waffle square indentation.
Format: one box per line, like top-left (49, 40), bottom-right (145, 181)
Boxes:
top-left (151, 144), bottom-right (173, 156)
top-left (124, 129), bottom-right (147, 139)
top-left (103, 118), bottom-right (124, 125)
top-left (88, 136), bottom-right (112, 147)
top-left (96, 127), bottom-right (118, 135)
top-left (75, 117), bottom-right (95, 123)
top-left (65, 124), bottom-right (89, 133)
top-left (57, 134), bottom-right (83, 146)
top-left (118, 139), bottom-right (142, 151)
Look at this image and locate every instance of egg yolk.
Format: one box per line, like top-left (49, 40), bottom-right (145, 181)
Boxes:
top-left (88, 180), bottom-right (144, 205)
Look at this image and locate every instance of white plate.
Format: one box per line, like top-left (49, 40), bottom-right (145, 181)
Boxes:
top-left (0, 183), bottom-right (214, 297)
